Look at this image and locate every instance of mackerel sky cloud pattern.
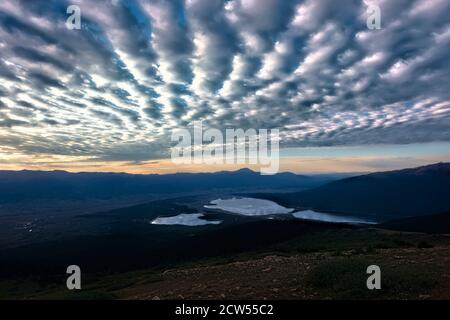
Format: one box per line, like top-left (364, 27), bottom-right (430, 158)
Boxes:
top-left (0, 0), bottom-right (449, 163)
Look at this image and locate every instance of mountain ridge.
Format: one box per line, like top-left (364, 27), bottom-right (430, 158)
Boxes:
top-left (0, 167), bottom-right (332, 204)
top-left (259, 162), bottom-right (450, 221)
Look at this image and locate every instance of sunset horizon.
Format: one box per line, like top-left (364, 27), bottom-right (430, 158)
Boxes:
top-left (2, 141), bottom-right (449, 174)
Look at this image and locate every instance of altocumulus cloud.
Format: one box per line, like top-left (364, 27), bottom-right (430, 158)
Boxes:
top-left (0, 0), bottom-right (449, 162)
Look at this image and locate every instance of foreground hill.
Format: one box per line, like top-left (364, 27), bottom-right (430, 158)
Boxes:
top-left (3, 228), bottom-right (450, 300)
top-left (261, 163), bottom-right (450, 221)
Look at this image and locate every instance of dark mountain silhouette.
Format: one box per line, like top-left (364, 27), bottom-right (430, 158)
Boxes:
top-left (262, 162), bottom-right (450, 221)
top-left (382, 211), bottom-right (450, 234)
top-left (0, 168), bottom-right (332, 204)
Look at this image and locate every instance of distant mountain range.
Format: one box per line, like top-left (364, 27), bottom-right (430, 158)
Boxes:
top-left (1, 163), bottom-right (449, 222)
top-left (0, 168), bottom-right (335, 204)
top-left (259, 162), bottom-right (450, 221)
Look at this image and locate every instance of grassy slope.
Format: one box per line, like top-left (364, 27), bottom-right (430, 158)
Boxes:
top-left (2, 228), bottom-right (450, 300)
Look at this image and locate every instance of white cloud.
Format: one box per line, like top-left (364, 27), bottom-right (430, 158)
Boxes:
top-left (0, 0), bottom-right (448, 162)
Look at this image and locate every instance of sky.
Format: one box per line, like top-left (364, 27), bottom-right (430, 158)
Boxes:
top-left (0, 0), bottom-right (449, 174)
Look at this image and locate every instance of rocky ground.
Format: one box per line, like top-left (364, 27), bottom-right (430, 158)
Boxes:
top-left (3, 228), bottom-right (450, 300)
top-left (120, 244), bottom-right (450, 300)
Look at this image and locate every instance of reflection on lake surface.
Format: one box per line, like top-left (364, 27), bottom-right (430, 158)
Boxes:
top-left (292, 210), bottom-right (376, 224)
top-left (204, 197), bottom-right (294, 216)
top-left (151, 213), bottom-right (222, 226)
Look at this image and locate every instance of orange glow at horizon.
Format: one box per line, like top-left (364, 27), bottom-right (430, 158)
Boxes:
top-left (0, 154), bottom-right (448, 174)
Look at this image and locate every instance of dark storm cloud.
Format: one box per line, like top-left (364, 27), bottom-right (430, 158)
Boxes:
top-left (0, 117), bottom-right (30, 128)
top-left (170, 97), bottom-right (188, 118)
top-left (0, 0), bottom-right (448, 161)
top-left (13, 46), bottom-right (74, 72)
top-left (0, 10), bottom-right (59, 46)
top-left (28, 71), bottom-right (66, 89)
top-left (0, 58), bottom-right (19, 81)
top-left (143, 100), bottom-right (164, 120)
